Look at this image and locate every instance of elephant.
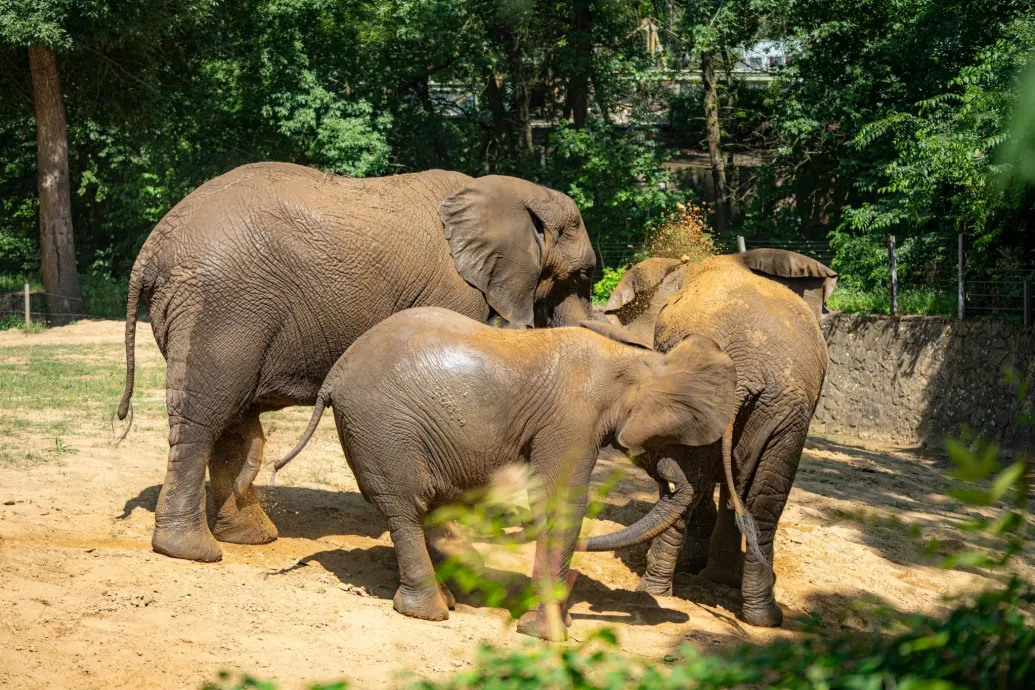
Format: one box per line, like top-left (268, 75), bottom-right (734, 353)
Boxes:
top-left (116, 163), bottom-right (597, 563)
top-left (585, 249), bottom-right (835, 627)
top-left (269, 306), bottom-right (737, 639)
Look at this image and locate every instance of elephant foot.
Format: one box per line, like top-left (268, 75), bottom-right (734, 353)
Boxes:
top-left (516, 607), bottom-right (569, 641)
top-left (636, 575), bottom-right (673, 597)
top-left (699, 563), bottom-right (742, 589)
top-left (213, 502), bottom-right (278, 545)
top-left (741, 599), bottom-right (783, 628)
top-left (439, 582), bottom-right (456, 610)
top-left (152, 525), bottom-right (222, 562)
top-left (393, 585), bottom-right (450, 621)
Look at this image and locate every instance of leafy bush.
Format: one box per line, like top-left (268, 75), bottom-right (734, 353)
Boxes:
top-left (591, 267), bottom-right (625, 305)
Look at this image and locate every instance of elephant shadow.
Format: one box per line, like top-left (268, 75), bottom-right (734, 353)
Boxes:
top-left (117, 483), bottom-right (388, 540)
top-left (264, 544), bottom-right (690, 628)
top-left (268, 546), bottom-right (400, 602)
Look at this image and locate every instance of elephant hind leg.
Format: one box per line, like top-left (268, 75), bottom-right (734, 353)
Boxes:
top-left (152, 420), bottom-right (222, 562)
top-left (388, 515), bottom-right (450, 621)
top-left (210, 410), bottom-right (278, 545)
top-left (738, 424), bottom-right (808, 628)
top-left (698, 481), bottom-right (744, 588)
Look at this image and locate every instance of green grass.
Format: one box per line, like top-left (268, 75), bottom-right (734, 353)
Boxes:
top-left (828, 285), bottom-right (957, 317)
top-left (0, 344), bottom-right (166, 440)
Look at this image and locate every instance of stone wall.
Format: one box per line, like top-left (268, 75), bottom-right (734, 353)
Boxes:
top-left (812, 314), bottom-right (1035, 449)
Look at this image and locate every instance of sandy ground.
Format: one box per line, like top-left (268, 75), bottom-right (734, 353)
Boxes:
top-left (1, 320), bottom-right (1031, 689)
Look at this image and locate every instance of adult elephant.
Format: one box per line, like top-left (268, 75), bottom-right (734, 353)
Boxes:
top-left (117, 162), bottom-right (596, 563)
top-left (583, 249), bottom-right (834, 627)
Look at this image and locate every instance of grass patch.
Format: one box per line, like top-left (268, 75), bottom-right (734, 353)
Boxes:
top-left (828, 285), bottom-right (956, 316)
top-left (0, 343), bottom-right (166, 439)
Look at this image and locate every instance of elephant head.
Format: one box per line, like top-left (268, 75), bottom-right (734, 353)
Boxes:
top-left (603, 249), bottom-right (838, 330)
top-left (579, 321), bottom-right (737, 550)
top-left (441, 176), bottom-right (595, 328)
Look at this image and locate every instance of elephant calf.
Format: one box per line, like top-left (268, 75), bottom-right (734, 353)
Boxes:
top-left (270, 306), bottom-right (738, 639)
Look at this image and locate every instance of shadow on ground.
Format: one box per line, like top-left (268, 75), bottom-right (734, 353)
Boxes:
top-left (118, 483), bottom-right (388, 540)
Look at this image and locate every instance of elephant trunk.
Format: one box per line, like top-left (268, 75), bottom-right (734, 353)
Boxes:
top-left (581, 457), bottom-right (695, 552)
top-left (268, 388), bottom-right (330, 486)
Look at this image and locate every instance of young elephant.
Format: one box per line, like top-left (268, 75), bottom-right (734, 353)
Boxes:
top-left (270, 307), bottom-right (737, 638)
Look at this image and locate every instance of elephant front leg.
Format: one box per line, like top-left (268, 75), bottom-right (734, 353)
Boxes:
top-left (637, 513), bottom-right (687, 596)
top-left (209, 412), bottom-right (278, 545)
top-left (152, 423), bottom-right (222, 562)
top-left (516, 486), bottom-right (587, 640)
top-left (698, 482), bottom-right (744, 589)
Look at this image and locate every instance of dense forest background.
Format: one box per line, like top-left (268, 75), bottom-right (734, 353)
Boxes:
top-left (2, 0), bottom-right (1034, 318)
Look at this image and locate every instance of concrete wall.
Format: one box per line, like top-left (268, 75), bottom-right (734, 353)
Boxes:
top-left (812, 314), bottom-right (1035, 449)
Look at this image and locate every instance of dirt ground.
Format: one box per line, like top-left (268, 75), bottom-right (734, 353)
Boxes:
top-left (1, 320), bottom-right (1031, 689)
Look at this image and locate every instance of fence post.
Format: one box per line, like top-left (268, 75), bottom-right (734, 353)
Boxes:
top-left (1024, 279), bottom-right (1031, 327)
top-left (958, 234), bottom-right (965, 319)
top-left (886, 234), bottom-right (897, 316)
top-left (24, 281), bottom-right (30, 329)
top-left (736, 236), bottom-right (746, 253)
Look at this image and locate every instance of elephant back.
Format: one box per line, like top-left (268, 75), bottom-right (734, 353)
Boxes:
top-left (655, 254), bottom-right (827, 406)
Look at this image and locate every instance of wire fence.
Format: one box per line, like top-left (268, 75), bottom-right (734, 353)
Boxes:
top-left (0, 287), bottom-right (89, 327)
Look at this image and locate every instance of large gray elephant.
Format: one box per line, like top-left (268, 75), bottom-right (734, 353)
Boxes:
top-left (585, 249), bottom-right (835, 627)
top-left (117, 163), bottom-right (596, 563)
top-left (269, 306), bottom-right (737, 639)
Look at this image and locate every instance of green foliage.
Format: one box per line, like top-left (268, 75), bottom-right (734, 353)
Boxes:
top-left (831, 15), bottom-right (1035, 289)
top-left (827, 285), bottom-right (957, 317)
top-left (543, 120), bottom-right (689, 250)
top-left (591, 267), bottom-right (624, 305)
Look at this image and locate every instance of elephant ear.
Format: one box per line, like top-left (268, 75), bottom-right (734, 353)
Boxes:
top-left (617, 334), bottom-right (736, 454)
top-left (441, 175), bottom-right (584, 327)
top-left (578, 320), bottom-right (654, 349)
top-left (739, 248), bottom-right (838, 321)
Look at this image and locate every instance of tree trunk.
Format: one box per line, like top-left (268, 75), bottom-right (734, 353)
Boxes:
top-left (504, 31), bottom-right (534, 163)
top-left (482, 68), bottom-right (508, 173)
top-left (28, 44), bottom-right (82, 326)
top-left (722, 49), bottom-right (739, 220)
top-left (701, 50), bottom-right (728, 235)
top-left (567, 0), bottom-right (591, 129)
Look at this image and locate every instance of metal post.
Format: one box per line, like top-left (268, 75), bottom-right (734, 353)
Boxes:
top-left (958, 234), bottom-right (965, 320)
top-left (1024, 279), bottom-right (1031, 327)
top-left (887, 234), bottom-right (897, 316)
top-left (737, 235), bottom-right (746, 253)
top-left (24, 281), bottom-right (30, 328)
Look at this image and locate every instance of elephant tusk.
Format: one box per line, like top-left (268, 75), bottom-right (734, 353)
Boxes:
top-left (667, 481), bottom-right (677, 494)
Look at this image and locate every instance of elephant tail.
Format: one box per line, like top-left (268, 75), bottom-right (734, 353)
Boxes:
top-left (269, 389), bottom-right (330, 486)
top-left (722, 418), bottom-right (769, 572)
top-left (112, 262), bottom-right (146, 445)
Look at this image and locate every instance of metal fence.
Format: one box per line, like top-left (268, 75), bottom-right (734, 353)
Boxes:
top-left (0, 284), bottom-right (86, 327)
